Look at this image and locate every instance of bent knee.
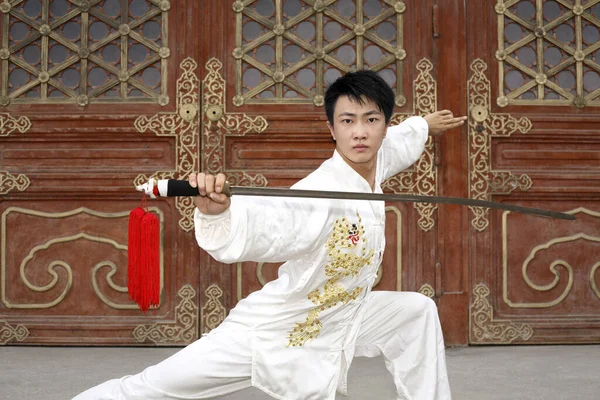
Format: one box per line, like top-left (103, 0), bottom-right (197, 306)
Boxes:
top-left (401, 292), bottom-right (437, 316)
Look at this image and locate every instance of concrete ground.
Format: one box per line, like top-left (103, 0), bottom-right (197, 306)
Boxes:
top-left (0, 345), bottom-right (598, 400)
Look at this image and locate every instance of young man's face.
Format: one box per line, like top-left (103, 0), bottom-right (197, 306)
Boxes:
top-left (327, 95), bottom-right (388, 172)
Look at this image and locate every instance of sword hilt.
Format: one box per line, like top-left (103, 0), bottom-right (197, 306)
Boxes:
top-left (136, 179), bottom-right (232, 198)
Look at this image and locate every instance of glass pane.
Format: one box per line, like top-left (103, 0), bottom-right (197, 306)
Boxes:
top-left (142, 67), bottom-right (161, 87)
top-left (142, 21), bottom-right (161, 40)
top-left (283, 0), bottom-right (303, 17)
top-left (49, 45), bottom-right (69, 64)
top-left (129, 44), bottom-right (149, 63)
top-left (324, 22), bottom-right (343, 42)
top-left (243, 68), bottom-right (262, 87)
top-left (256, 45), bottom-right (275, 64)
top-left (23, 0), bottom-right (42, 18)
top-left (583, 71), bottom-right (600, 92)
top-left (296, 68), bottom-right (315, 87)
top-left (296, 21), bottom-right (315, 42)
top-left (102, 0), bottom-right (121, 17)
top-left (89, 68), bottom-right (109, 86)
top-left (90, 22), bottom-right (109, 41)
top-left (364, 45), bottom-right (383, 65)
top-left (505, 24), bottom-right (524, 43)
top-left (336, 45), bottom-right (356, 65)
top-left (102, 44), bottom-right (121, 63)
top-left (255, 0), bottom-right (275, 17)
top-left (50, 0), bottom-right (70, 18)
top-left (376, 22), bottom-right (396, 41)
top-left (543, 1), bottom-right (561, 20)
top-left (555, 24), bottom-right (575, 43)
top-left (557, 70), bottom-right (576, 89)
top-left (130, 0), bottom-right (149, 17)
top-left (10, 22), bottom-right (30, 41)
top-left (283, 45), bottom-right (303, 63)
top-left (9, 69), bottom-right (29, 87)
top-left (363, 0), bottom-right (382, 17)
top-left (516, 47), bottom-right (536, 66)
top-left (378, 69), bottom-right (396, 87)
top-left (22, 45), bottom-right (41, 65)
top-left (61, 69), bottom-right (80, 88)
top-left (544, 47), bottom-right (562, 67)
top-left (243, 22), bottom-right (262, 41)
top-left (505, 70), bottom-right (524, 90)
top-left (516, 1), bottom-right (536, 20)
top-left (336, 0), bottom-right (355, 17)
top-left (324, 68), bottom-right (342, 84)
top-left (62, 22), bottom-right (81, 41)
top-left (583, 25), bottom-right (599, 45)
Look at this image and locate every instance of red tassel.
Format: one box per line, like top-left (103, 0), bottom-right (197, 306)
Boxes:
top-left (128, 207), bottom-right (145, 305)
top-left (139, 212), bottom-right (160, 311)
top-left (128, 195), bottom-right (160, 312)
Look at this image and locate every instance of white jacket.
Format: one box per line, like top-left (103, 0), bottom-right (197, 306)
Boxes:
top-left (194, 116), bottom-right (429, 400)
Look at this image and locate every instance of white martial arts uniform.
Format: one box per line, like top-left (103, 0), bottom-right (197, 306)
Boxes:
top-left (73, 116), bottom-right (451, 400)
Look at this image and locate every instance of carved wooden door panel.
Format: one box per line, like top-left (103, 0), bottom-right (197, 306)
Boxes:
top-left (466, 0), bottom-right (600, 344)
top-left (1, 0), bottom-right (203, 346)
top-left (194, 0), bottom-right (464, 341)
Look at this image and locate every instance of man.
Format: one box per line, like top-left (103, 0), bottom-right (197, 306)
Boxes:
top-left (74, 70), bottom-right (465, 400)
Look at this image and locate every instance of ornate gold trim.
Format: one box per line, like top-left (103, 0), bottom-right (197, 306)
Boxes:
top-left (0, 320), bottom-right (29, 345)
top-left (503, 207), bottom-right (600, 308)
top-left (470, 283), bottom-right (533, 344)
top-left (467, 59), bottom-right (533, 231)
top-left (202, 58), bottom-right (269, 186)
top-left (134, 58), bottom-right (200, 232)
top-left (0, 171), bottom-right (30, 194)
top-left (133, 284), bottom-right (198, 344)
top-left (0, 113), bottom-right (31, 136)
top-left (383, 59), bottom-right (438, 232)
top-left (1, 206), bottom-right (163, 309)
top-left (418, 283), bottom-right (434, 298)
top-left (591, 262), bottom-right (600, 300)
top-left (201, 283), bottom-right (226, 334)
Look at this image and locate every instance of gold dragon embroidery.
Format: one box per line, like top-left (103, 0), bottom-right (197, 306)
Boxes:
top-left (287, 212), bottom-right (374, 347)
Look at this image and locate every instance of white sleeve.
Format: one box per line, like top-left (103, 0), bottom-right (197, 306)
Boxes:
top-left (194, 195), bottom-right (331, 264)
top-left (380, 116), bottom-right (429, 180)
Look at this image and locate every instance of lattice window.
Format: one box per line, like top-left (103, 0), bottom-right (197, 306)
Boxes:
top-left (496, 0), bottom-right (600, 108)
top-left (232, 0), bottom-right (407, 107)
top-left (0, 0), bottom-right (171, 107)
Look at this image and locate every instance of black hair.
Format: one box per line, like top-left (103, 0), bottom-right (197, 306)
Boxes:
top-left (324, 70), bottom-right (395, 126)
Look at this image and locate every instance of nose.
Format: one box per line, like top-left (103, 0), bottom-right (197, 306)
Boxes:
top-left (353, 122), bottom-right (368, 140)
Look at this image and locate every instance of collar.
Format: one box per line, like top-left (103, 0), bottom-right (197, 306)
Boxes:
top-left (331, 150), bottom-right (382, 193)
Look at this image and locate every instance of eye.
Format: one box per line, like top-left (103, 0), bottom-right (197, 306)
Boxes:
top-left (367, 117), bottom-right (379, 123)
top-left (341, 119), bottom-right (353, 124)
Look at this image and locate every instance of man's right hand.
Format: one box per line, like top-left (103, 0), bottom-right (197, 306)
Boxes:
top-left (189, 172), bottom-right (231, 215)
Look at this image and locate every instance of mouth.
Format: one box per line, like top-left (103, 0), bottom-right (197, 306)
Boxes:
top-left (353, 144), bottom-right (368, 152)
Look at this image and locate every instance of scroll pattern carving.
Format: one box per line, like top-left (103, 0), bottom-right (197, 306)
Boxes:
top-left (468, 59), bottom-right (533, 231)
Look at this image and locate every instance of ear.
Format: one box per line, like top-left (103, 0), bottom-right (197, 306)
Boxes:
top-left (327, 121), bottom-right (336, 141)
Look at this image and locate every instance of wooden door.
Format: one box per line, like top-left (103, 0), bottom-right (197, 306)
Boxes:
top-left (193, 0), bottom-right (469, 342)
top-left (5, 0), bottom-right (595, 348)
top-left (465, 0), bottom-right (600, 344)
top-left (1, 0), bottom-right (204, 346)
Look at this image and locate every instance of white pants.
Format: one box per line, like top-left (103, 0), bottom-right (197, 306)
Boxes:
top-left (73, 292), bottom-right (451, 400)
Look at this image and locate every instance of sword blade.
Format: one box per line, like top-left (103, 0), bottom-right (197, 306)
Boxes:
top-left (228, 185), bottom-right (576, 221)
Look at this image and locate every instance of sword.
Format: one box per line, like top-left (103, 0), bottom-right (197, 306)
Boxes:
top-left (136, 179), bottom-right (576, 221)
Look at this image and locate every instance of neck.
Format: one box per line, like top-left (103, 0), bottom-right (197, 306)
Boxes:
top-left (346, 158), bottom-right (377, 191)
